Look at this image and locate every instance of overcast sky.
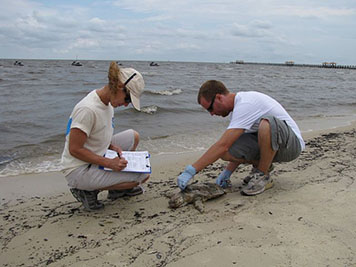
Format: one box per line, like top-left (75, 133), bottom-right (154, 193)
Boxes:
top-left (1, 0), bottom-right (355, 64)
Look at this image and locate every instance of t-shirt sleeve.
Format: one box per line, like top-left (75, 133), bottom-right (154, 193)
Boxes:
top-left (70, 107), bottom-right (95, 137)
top-left (227, 102), bottom-right (263, 130)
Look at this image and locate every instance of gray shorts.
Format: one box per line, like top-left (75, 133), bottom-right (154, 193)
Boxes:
top-left (65, 129), bottom-right (149, 191)
top-left (228, 116), bottom-right (302, 163)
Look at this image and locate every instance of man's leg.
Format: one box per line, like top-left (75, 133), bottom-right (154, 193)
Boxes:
top-left (217, 132), bottom-right (260, 188)
top-left (221, 149), bottom-right (261, 173)
top-left (241, 119), bottom-right (277, 195)
top-left (257, 119), bottom-right (277, 174)
top-left (242, 116), bottom-right (301, 196)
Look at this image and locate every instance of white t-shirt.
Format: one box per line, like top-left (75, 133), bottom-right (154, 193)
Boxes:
top-left (227, 91), bottom-right (305, 150)
top-left (61, 90), bottom-right (114, 176)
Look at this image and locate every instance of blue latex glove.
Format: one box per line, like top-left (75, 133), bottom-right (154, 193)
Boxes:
top-left (216, 169), bottom-right (232, 188)
top-left (177, 165), bottom-right (196, 190)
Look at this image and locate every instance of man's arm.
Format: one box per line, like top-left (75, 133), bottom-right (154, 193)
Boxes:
top-left (192, 128), bottom-right (244, 172)
top-left (225, 161), bottom-right (240, 172)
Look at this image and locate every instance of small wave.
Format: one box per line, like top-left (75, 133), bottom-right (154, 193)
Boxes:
top-left (0, 156), bottom-right (12, 166)
top-left (308, 114), bottom-right (325, 118)
top-left (140, 105), bottom-right (158, 114)
top-left (70, 90), bottom-right (92, 96)
top-left (27, 71), bottom-right (45, 74)
top-left (83, 82), bottom-right (101, 86)
top-left (147, 135), bottom-right (170, 140)
top-left (141, 71), bottom-right (159, 77)
top-left (146, 88), bottom-right (182, 96)
top-left (39, 134), bottom-right (65, 144)
top-left (341, 102), bottom-right (356, 107)
top-left (0, 158), bottom-right (62, 177)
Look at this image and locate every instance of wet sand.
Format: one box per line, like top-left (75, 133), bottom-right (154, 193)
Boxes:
top-left (1, 123), bottom-right (356, 266)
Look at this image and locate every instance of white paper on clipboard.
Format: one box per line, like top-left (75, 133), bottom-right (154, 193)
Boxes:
top-left (104, 149), bottom-right (151, 173)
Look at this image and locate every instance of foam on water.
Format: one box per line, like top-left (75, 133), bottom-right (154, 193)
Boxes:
top-left (140, 105), bottom-right (158, 114)
top-left (146, 88), bottom-right (183, 96)
top-left (0, 157), bottom-right (63, 177)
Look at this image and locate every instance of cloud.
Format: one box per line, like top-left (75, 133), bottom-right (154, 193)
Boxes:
top-left (111, 0), bottom-right (186, 13)
top-left (0, 0), bottom-right (129, 57)
top-left (251, 20), bottom-right (273, 29)
top-left (87, 17), bottom-right (125, 35)
top-left (231, 20), bottom-right (273, 38)
top-left (109, 0), bottom-right (356, 21)
top-left (69, 38), bottom-right (100, 49)
top-left (272, 5), bottom-right (356, 19)
top-left (0, 0), bottom-right (355, 63)
top-left (141, 15), bottom-right (172, 22)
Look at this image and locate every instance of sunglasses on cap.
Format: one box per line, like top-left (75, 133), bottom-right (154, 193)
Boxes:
top-left (123, 73), bottom-right (137, 103)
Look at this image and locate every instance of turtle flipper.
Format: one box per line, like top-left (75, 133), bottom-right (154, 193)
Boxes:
top-left (193, 198), bottom-right (205, 213)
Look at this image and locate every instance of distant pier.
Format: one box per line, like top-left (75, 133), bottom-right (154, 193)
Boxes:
top-left (230, 60), bottom-right (356, 70)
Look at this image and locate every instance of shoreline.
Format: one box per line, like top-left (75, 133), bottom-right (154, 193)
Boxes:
top-left (1, 116), bottom-right (355, 179)
top-left (1, 122), bottom-right (356, 266)
top-left (1, 121), bottom-right (356, 202)
top-left (0, 150), bottom-right (206, 203)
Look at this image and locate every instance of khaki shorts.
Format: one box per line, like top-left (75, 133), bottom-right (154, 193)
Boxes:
top-left (65, 129), bottom-right (149, 191)
top-left (228, 116), bottom-right (302, 163)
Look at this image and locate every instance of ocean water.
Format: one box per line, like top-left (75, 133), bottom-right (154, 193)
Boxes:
top-left (0, 59), bottom-right (355, 177)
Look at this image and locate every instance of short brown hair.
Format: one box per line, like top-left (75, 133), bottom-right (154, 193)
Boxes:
top-left (197, 80), bottom-right (229, 104)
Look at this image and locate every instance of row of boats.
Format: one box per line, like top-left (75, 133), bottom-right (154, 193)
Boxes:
top-left (70, 61), bottom-right (160, 67)
top-left (13, 60), bottom-right (82, 67)
top-left (13, 60), bottom-right (160, 67)
top-left (72, 61), bottom-right (160, 67)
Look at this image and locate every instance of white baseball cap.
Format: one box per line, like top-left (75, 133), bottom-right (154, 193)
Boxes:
top-left (119, 68), bottom-right (145, 111)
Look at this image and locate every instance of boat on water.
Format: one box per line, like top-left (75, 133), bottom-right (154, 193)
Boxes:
top-left (149, 61), bottom-right (159, 66)
top-left (71, 60), bottom-right (82, 66)
top-left (14, 60), bottom-right (24, 66)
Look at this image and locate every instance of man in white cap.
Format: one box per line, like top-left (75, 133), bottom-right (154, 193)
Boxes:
top-left (61, 62), bottom-right (149, 211)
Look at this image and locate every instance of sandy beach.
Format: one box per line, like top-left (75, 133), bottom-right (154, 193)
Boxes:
top-left (1, 123), bottom-right (356, 267)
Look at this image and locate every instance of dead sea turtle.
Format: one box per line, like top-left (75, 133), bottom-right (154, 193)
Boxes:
top-left (168, 182), bottom-right (226, 213)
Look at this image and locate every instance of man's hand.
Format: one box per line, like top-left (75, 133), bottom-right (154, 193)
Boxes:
top-left (216, 169), bottom-right (232, 188)
top-left (177, 165), bottom-right (196, 190)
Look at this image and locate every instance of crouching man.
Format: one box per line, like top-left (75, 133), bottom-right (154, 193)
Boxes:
top-left (177, 80), bottom-right (305, 196)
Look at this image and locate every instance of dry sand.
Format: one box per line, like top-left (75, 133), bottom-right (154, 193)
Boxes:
top-left (1, 124), bottom-right (356, 267)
